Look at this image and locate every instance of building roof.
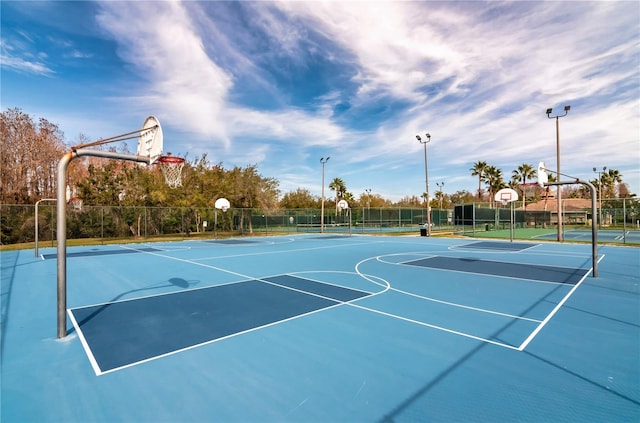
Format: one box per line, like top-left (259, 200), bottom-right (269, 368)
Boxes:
top-left (520, 198), bottom-right (593, 212)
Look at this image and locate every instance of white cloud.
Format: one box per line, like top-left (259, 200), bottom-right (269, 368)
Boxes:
top-left (96, 1), bottom-right (234, 143)
top-left (0, 38), bottom-right (54, 76)
top-left (88, 0), bottom-right (638, 197)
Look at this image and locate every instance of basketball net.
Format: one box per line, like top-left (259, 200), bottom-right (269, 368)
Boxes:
top-left (157, 154), bottom-right (185, 188)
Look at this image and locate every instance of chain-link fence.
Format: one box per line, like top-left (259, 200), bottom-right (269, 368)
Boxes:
top-left (452, 199), bottom-right (640, 243)
top-left (2, 199), bottom-right (638, 247)
top-left (1, 204), bottom-right (453, 246)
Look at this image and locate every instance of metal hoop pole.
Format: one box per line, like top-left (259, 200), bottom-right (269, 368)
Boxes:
top-left (544, 179), bottom-right (598, 277)
top-left (57, 148), bottom-right (151, 338)
top-left (73, 125), bottom-right (158, 149)
top-left (35, 198), bottom-right (56, 257)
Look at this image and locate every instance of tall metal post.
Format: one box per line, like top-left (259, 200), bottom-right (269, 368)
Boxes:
top-left (320, 157), bottom-right (330, 233)
top-left (35, 198), bottom-right (56, 257)
top-left (546, 106), bottom-right (570, 242)
top-left (546, 179), bottom-right (598, 277)
top-left (416, 133), bottom-right (431, 236)
top-left (555, 116), bottom-right (563, 241)
top-left (593, 166), bottom-right (606, 229)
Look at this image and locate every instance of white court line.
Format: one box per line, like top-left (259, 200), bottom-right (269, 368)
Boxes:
top-left (359, 254), bottom-right (543, 322)
top-left (72, 245), bottom-right (392, 374)
top-left (67, 310), bottom-right (102, 375)
top-left (352, 255), bottom-right (538, 350)
top-left (517, 254), bottom-right (605, 351)
top-left (347, 302), bottom-right (520, 351)
top-left (89, 242), bottom-right (586, 360)
top-left (451, 242), bottom-right (540, 253)
top-left (119, 245), bottom-right (389, 302)
top-left (375, 252), bottom-right (584, 286)
top-left (388, 286), bottom-right (542, 323)
top-left (87, 299), bottom-right (350, 376)
top-left (189, 240), bottom-right (387, 261)
top-left (447, 246), bottom-right (596, 260)
top-left (118, 244), bottom-right (192, 252)
top-left (287, 270), bottom-right (388, 295)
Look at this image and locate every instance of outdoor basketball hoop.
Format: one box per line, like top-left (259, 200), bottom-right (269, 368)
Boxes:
top-left (494, 188), bottom-right (519, 242)
top-left (214, 197), bottom-right (231, 212)
top-left (156, 154), bottom-right (185, 188)
top-left (213, 198), bottom-right (231, 239)
top-left (337, 199), bottom-right (352, 235)
top-left (495, 188), bottom-right (519, 206)
top-left (56, 115), bottom-right (183, 339)
top-left (537, 162), bottom-right (548, 187)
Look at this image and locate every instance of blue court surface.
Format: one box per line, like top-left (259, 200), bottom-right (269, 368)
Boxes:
top-left (534, 228), bottom-right (640, 244)
top-left (2, 235), bottom-right (639, 422)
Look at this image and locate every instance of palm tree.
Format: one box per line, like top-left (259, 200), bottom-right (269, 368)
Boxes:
top-left (470, 161), bottom-right (488, 201)
top-left (329, 177), bottom-right (347, 215)
top-left (604, 168), bottom-right (622, 198)
top-left (511, 163), bottom-right (536, 210)
top-left (483, 165), bottom-right (506, 207)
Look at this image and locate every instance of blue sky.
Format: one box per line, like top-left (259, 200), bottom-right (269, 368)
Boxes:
top-left (2, 1), bottom-right (639, 201)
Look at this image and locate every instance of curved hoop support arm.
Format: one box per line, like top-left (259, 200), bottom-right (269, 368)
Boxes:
top-left (543, 178), bottom-right (598, 277)
top-left (56, 149), bottom-right (152, 339)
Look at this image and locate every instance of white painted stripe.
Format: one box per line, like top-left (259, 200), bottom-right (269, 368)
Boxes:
top-left (518, 254), bottom-right (605, 351)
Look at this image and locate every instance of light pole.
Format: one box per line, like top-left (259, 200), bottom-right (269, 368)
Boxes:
top-left (593, 166), bottom-right (606, 229)
top-left (365, 188), bottom-right (371, 228)
top-left (546, 105), bottom-right (570, 241)
top-left (320, 157), bottom-right (330, 233)
top-left (416, 133), bottom-right (431, 236)
top-left (436, 181), bottom-right (445, 210)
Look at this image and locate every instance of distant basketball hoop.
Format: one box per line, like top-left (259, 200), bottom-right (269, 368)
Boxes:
top-left (494, 188), bottom-right (519, 242)
top-left (214, 197), bottom-right (231, 212)
top-left (156, 154), bottom-right (185, 188)
top-left (537, 162), bottom-right (548, 188)
top-left (494, 188), bottom-right (518, 206)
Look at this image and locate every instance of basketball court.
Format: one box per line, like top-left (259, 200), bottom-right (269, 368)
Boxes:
top-left (2, 117), bottom-right (638, 421)
top-left (2, 234), bottom-right (638, 422)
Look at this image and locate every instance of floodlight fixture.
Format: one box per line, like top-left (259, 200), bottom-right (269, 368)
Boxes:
top-left (547, 105), bottom-right (571, 119)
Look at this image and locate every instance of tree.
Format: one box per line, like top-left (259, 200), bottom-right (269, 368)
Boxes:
top-left (362, 193), bottom-right (391, 207)
top-left (483, 165), bottom-right (506, 207)
top-left (396, 195), bottom-right (422, 207)
top-left (328, 177), bottom-right (347, 215)
top-left (280, 188), bottom-right (319, 209)
top-left (511, 163), bottom-right (536, 210)
top-left (0, 108), bottom-right (66, 203)
top-left (470, 161), bottom-right (488, 201)
top-left (449, 190), bottom-right (475, 205)
top-left (618, 182), bottom-right (635, 199)
top-left (604, 168), bottom-right (622, 198)
top-left (76, 162), bottom-right (126, 205)
top-left (434, 187), bottom-right (447, 209)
